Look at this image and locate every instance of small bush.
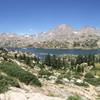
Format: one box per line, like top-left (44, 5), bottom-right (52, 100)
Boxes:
top-left (67, 95), bottom-right (81, 100)
top-left (0, 74), bottom-right (19, 93)
top-left (84, 78), bottom-right (100, 86)
top-left (85, 72), bottom-right (94, 78)
top-left (84, 72), bottom-right (100, 86)
top-left (55, 79), bottom-right (63, 84)
top-left (0, 62), bottom-right (41, 86)
top-left (0, 79), bottom-right (8, 93)
top-left (0, 75), bottom-right (19, 87)
top-left (63, 72), bottom-right (71, 80)
top-left (55, 75), bottom-right (63, 84)
top-left (39, 69), bottom-right (52, 77)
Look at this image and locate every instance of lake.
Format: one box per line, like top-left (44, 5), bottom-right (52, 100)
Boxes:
top-left (7, 48), bottom-right (100, 59)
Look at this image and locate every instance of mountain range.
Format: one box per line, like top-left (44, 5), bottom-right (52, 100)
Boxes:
top-left (0, 24), bottom-right (100, 48)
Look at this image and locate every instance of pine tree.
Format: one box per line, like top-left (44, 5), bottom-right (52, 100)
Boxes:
top-left (51, 55), bottom-right (57, 68)
top-left (44, 54), bottom-right (51, 66)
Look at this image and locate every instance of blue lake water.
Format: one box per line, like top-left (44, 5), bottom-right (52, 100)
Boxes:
top-left (8, 48), bottom-right (100, 59)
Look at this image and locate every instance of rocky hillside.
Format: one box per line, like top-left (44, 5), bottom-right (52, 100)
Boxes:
top-left (0, 24), bottom-right (100, 48)
top-left (0, 48), bottom-right (100, 100)
top-left (0, 33), bottom-right (36, 47)
top-left (36, 24), bottom-right (100, 48)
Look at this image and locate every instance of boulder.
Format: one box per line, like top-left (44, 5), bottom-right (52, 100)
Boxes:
top-left (62, 78), bottom-right (70, 84)
top-left (95, 86), bottom-right (100, 92)
top-left (49, 76), bottom-right (57, 80)
top-left (76, 79), bottom-right (83, 83)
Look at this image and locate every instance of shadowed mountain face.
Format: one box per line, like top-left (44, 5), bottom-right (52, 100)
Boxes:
top-left (0, 24), bottom-right (100, 48)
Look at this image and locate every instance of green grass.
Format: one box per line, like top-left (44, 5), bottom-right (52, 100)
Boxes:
top-left (0, 61), bottom-right (41, 86)
top-left (0, 74), bottom-right (19, 93)
top-left (38, 69), bottom-right (52, 77)
top-left (67, 95), bottom-right (82, 100)
top-left (85, 72), bottom-right (94, 78)
top-left (83, 63), bottom-right (100, 86)
top-left (84, 77), bottom-right (100, 86)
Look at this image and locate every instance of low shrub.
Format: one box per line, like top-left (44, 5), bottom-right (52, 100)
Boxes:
top-left (84, 77), bottom-right (100, 86)
top-left (0, 74), bottom-right (19, 93)
top-left (0, 75), bottom-right (19, 87)
top-left (85, 72), bottom-right (94, 78)
top-left (39, 69), bottom-right (52, 77)
top-left (55, 75), bottom-right (63, 84)
top-left (55, 79), bottom-right (63, 84)
top-left (0, 62), bottom-right (41, 86)
top-left (0, 79), bottom-right (8, 93)
top-left (67, 95), bottom-right (81, 100)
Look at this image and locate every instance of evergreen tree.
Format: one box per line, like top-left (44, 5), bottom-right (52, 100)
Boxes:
top-left (51, 55), bottom-right (57, 68)
top-left (56, 57), bottom-right (62, 69)
top-left (14, 53), bottom-right (17, 59)
top-left (44, 54), bottom-right (51, 66)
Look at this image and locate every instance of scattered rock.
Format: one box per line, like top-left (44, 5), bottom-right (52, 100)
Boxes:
top-left (95, 86), bottom-right (100, 92)
top-left (76, 79), bottom-right (83, 83)
top-left (49, 76), bottom-right (57, 80)
top-left (62, 78), bottom-right (70, 84)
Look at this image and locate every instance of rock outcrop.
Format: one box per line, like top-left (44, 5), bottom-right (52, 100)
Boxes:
top-left (0, 87), bottom-right (64, 100)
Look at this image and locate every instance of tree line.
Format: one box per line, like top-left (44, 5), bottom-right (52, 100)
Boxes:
top-left (44, 54), bottom-right (96, 72)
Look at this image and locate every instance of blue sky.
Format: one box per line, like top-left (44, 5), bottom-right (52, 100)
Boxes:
top-left (0, 0), bottom-right (100, 34)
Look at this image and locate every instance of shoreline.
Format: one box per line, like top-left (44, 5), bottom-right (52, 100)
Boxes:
top-left (5, 47), bottom-right (100, 50)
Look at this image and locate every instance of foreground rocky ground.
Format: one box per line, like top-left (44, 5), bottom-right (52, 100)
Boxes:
top-left (0, 87), bottom-right (64, 100)
top-left (0, 49), bottom-right (100, 100)
top-left (0, 77), bottom-right (99, 100)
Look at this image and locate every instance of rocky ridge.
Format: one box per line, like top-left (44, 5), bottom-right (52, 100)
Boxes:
top-left (0, 24), bottom-right (100, 48)
top-left (36, 24), bottom-right (100, 48)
